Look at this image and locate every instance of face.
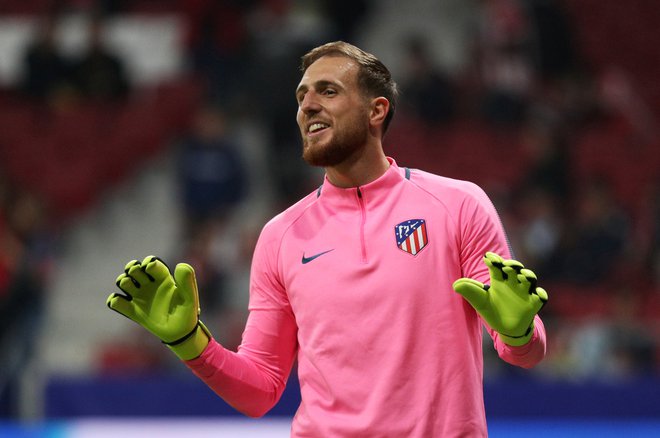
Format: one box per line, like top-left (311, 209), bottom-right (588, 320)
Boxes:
top-left (295, 56), bottom-right (371, 167)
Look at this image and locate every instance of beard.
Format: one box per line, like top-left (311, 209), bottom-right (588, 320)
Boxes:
top-left (301, 115), bottom-right (370, 167)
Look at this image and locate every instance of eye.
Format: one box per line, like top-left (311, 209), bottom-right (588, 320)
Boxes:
top-left (322, 89), bottom-right (337, 97)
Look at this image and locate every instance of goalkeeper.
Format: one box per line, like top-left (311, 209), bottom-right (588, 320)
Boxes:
top-left (107, 41), bottom-right (547, 437)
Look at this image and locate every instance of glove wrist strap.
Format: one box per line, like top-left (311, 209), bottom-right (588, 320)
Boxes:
top-left (164, 322), bottom-right (200, 346)
top-left (500, 323), bottom-right (533, 339)
top-left (164, 321), bottom-right (212, 361)
top-left (499, 323), bottom-right (534, 347)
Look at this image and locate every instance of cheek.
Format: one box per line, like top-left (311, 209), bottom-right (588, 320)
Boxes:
top-left (296, 108), bottom-right (304, 128)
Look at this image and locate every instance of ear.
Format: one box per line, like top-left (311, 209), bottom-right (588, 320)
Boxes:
top-left (369, 96), bottom-right (390, 131)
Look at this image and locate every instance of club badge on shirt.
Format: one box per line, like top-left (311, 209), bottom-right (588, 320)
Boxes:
top-left (395, 219), bottom-right (428, 256)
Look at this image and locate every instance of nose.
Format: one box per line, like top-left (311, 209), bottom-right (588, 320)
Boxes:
top-left (299, 91), bottom-right (321, 114)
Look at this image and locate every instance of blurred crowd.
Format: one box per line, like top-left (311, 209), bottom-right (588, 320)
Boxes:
top-left (0, 0), bottom-right (659, 416)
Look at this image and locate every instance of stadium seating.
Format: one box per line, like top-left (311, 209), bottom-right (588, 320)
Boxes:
top-left (0, 77), bottom-right (202, 223)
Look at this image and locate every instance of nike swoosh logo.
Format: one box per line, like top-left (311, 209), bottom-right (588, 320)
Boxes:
top-left (301, 249), bottom-right (334, 264)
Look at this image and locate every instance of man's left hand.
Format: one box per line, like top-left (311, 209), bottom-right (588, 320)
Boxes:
top-left (452, 252), bottom-right (548, 346)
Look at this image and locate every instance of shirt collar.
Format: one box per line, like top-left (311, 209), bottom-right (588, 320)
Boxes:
top-left (317, 157), bottom-right (406, 209)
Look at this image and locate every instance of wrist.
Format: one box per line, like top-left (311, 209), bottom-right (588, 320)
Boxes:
top-left (498, 323), bottom-right (534, 347)
top-left (165, 321), bottom-right (211, 360)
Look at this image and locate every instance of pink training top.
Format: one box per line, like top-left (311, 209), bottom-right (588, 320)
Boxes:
top-left (186, 158), bottom-right (546, 437)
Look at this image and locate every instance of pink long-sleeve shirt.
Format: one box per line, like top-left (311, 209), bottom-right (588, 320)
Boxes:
top-left (186, 158), bottom-right (546, 437)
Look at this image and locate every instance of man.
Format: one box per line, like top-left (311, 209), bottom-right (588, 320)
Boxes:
top-left (107, 41), bottom-right (547, 436)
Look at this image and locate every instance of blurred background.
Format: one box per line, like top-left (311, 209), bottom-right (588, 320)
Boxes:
top-left (0, 0), bottom-right (658, 436)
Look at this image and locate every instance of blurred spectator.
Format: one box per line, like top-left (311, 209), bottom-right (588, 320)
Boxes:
top-left (0, 187), bottom-right (53, 417)
top-left (515, 187), bottom-right (563, 279)
top-left (176, 103), bottom-right (248, 236)
top-left (179, 218), bottom-right (227, 318)
top-left (19, 15), bottom-right (74, 105)
top-left (184, 218), bottom-right (267, 350)
top-left (608, 288), bottom-right (656, 376)
top-left (530, 69), bottom-right (602, 135)
top-left (94, 0), bottom-right (125, 16)
top-left (559, 286), bottom-right (656, 380)
top-left (69, 15), bottom-right (130, 102)
top-left (556, 177), bottom-right (631, 284)
top-left (174, 102), bottom-right (252, 319)
top-left (492, 110), bottom-right (570, 277)
top-left (180, 0), bottom-right (251, 103)
top-left (638, 179), bottom-right (660, 287)
top-left (526, 0), bottom-right (579, 82)
top-left (598, 67), bottom-right (658, 145)
top-left (320, 0), bottom-right (369, 42)
top-left (519, 111), bottom-right (571, 199)
top-left (0, 178), bottom-right (23, 330)
top-left (1, 188), bottom-right (52, 336)
top-left (399, 35), bottom-right (456, 126)
top-left (473, 0), bottom-right (536, 124)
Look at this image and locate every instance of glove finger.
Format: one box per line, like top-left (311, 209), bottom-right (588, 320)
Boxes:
top-left (484, 252), bottom-right (505, 282)
top-left (174, 263), bottom-right (200, 312)
top-left (501, 258), bottom-right (523, 283)
top-left (518, 268), bottom-right (538, 293)
top-left (453, 278), bottom-right (490, 309)
top-left (534, 286), bottom-right (549, 304)
top-left (148, 273), bottom-right (177, 317)
top-left (502, 266), bottom-right (522, 288)
top-left (503, 258), bottom-right (524, 272)
top-left (485, 251), bottom-right (502, 261)
top-left (107, 292), bottom-right (138, 321)
top-left (115, 273), bottom-right (138, 297)
top-left (120, 259), bottom-right (143, 288)
top-left (142, 256), bottom-right (172, 282)
top-left (124, 259), bottom-right (140, 272)
top-left (127, 262), bottom-right (153, 286)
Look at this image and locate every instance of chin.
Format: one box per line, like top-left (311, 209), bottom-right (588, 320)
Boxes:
top-left (302, 149), bottom-right (329, 167)
top-left (302, 139), bottom-right (330, 166)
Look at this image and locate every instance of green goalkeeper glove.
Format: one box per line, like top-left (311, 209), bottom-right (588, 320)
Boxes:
top-left (106, 255), bottom-right (211, 360)
top-left (452, 252), bottom-right (548, 346)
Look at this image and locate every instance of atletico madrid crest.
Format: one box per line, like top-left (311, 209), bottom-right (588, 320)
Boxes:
top-left (395, 219), bottom-right (428, 256)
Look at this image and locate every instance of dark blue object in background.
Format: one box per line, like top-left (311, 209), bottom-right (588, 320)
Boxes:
top-left (45, 373), bottom-right (660, 419)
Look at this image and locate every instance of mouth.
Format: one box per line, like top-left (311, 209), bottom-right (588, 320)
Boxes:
top-left (307, 122), bottom-right (330, 136)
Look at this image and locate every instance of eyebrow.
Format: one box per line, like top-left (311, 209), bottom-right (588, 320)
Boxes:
top-left (295, 79), bottom-right (342, 98)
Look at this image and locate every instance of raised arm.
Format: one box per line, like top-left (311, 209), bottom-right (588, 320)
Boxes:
top-left (106, 249), bottom-right (298, 417)
top-left (452, 183), bottom-right (547, 368)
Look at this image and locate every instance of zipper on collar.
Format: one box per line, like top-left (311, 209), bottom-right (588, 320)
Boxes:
top-left (356, 187), bottom-right (367, 263)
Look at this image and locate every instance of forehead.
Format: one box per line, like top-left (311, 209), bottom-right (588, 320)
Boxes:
top-left (297, 55), bottom-right (360, 90)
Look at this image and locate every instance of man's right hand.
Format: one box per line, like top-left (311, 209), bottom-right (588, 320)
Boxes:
top-left (106, 255), bottom-right (210, 360)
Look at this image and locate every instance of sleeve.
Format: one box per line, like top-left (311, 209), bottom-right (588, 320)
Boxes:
top-left (488, 315), bottom-right (547, 369)
top-left (184, 222), bottom-right (298, 417)
top-left (457, 183), bottom-right (547, 368)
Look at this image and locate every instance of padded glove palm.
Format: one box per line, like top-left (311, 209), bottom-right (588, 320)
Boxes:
top-left (452, 252), bottom-right (548, 346)
top-left (106, 255), bottom-right (210, 360)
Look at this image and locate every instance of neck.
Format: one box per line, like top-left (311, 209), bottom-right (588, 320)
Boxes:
top-left (325, 144), bottom-right (390, 188)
